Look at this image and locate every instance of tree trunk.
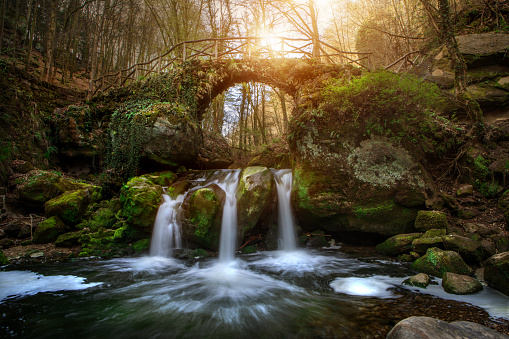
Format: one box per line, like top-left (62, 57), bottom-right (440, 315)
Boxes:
top-left (0, 0), bottom-right (6, 54)
top-left (45, 0), bottom-right (58, 82)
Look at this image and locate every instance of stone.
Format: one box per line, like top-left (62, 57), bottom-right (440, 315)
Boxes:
top-left (29, 251), bottom-right (44, 258)
top-left (457, 208), bottom-right (480, 220)
top-left (0, 249), bottom-right (10, 265)
top-left (403, 273), bottom-right (431, 288)
top-left (78, 207), bottom-right (117, 231)
top-left (197, 131), bottom-right (234, 169)
top-left (443, 235), bottom-right (484, 264)
top-left (411, 247), bottom-right (473, 278)
top-left (120, 176), bottom-right (163, 229)
top-left (45, 188), bottom-right (101, 226)
top-left (490, 234), bottom-right (509, 253)
top-left (387, 316), bottom-right (509, 339)
top-left (4, 221), bottom-right (23, 237)
top-left (236, 167), bottom-right (275, 242)
top-left (456, 184), bottom-right (473, 197)
top-left (414, 211), bottom-right (448, 231)
top-left (442, 272), bottom-right (483, 295)
top-left (412, 236), bottom-right (444, 255)
top-left (441, 194), bottom-right (459, 210)
top-left (484, 252), bottom-right (509, 296)
top-left (375, 233), bottom-right (423, 256)
top-left (180, 185), bottom-right (225, 251)
top-left (55, 230), bottom-right (85, 247)
top-left (498, 190), bottom-right (509, 225)
top-left (0, 238), bottom-right (14, 249)
top-left (33, 216), bottom-right (69, 244)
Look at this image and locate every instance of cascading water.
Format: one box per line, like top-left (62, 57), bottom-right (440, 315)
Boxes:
top-left (149, 192), bottom-right (184, 257)
top-left (274, 169), bottom-right (298, 252)
top-left (216, 170), bottom-right (241, 263)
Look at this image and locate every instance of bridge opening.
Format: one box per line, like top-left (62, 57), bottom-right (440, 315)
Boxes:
top-left (202, 82), bottom-right (294, 165)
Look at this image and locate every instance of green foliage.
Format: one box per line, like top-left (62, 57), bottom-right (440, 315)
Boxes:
top-left (44, 146), bottom-right (58, 159)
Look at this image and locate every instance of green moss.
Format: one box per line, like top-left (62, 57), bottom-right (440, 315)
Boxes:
top-left (414, 210), bottom-right (448, 231)
top-left (55, 230), bottom-right (85, 247)
top-left (189, 189), bottom-right (219, 241)
top-left (411, 247), bottom-right (473, 278)
top-left (120, 176), bottom-right (163, 228)
top-left (375, 233), bottom-right (423, 256)
top-left (33, 216), bottom-right (68, 244)
top-left (132, 239), bottom-right (151, 253)
top-left (0, 249), bottom-right (9, 265)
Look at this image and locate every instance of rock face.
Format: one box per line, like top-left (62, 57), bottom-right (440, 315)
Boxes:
top-left (442, 272), bottom-right (483, 295)
top-left (44, 187), bottom-right (102, 226)
top-left (236, 167), bottom-right (275, 241)
top-left (180, 185), bottom-right (225, 251)
top-left (387, 316), bottom-right (509, 339)
top-left (414, 211), bottom-right (448, 231)
top-left (484, 252), bottom-right (509, 296)
top-left (291, 134), bottom-right (434, 237)
top-left (120, 177), bottom-right (163, 229)
top-left (197, 131), bottom-right (233, 169)
top-left (443, 235), bottom-right (484, 264)
top-left (411, 247), bottom-right (473, 277)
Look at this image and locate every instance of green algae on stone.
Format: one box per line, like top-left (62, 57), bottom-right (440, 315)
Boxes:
top-left (45, 189), bottom-right (97, 226)
top-left (0, 249), bottom-right (9, 265)
top-left (55, 230), bottom-right (85, 247)
top-left (120, 176), bottom-right (163, 228)
top-left (33, 216), bottom-right (69, 244)
top-left (412, 236), bottom-right (445, 255)
top-left (484, 251), bottom-right (509, 296)
top-left (375, 233), bottom-right (423, 256)
top-left (411, 247), bottom-right (473, 278)
top-left (414, 210), bottom-right (448, 231)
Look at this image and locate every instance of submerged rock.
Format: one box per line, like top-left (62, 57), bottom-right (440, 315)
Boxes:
top-left (403, 273), bottom-right (431, 288)
top-left (387, 316), bottom-right (509, 339)
top-left (484, 252), bottom-right (509, 296)
top-left (236, 167), bottom-right (275, 241)
top-left (411, 247), bottom-right (473, 278)
top-left (181, 185), bottom-right (225, 251)
top-left (375, 233), bottom-right (423, 256)
top-left (442, 272), bottom-right (483, 295)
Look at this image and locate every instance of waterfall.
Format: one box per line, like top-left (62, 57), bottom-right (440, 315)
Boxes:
top-left (216, 170), bottom-right (241, 263)
top-left (274, 169), bottom-right (298, 252)
top-left (149, 193), bottom-right (184, 257)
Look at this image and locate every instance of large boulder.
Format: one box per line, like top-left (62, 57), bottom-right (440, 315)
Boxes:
top-left (387, 316), bottom-right (509, 339)
top-left (443, 235), bottom-right (484, 264)
top-left (414, 211), bottom-right (448, 231)
top-left (442, 272), bottom-right (483, 295)
top-left (411, 247), bottom-right (473, 278)
top-left (484, 252), bottom-right (509, 296)
top-left (402, 273), bottom-right (431, 288)
top-left (33, 216), bottom-right (69, 244)
top-left (120, 176), bottom-right (163, 229)
top-left (375, 233), bottom-right (423, 256)
top-left (236, 167), bottom-right (275, 242)
top-left (197, 131), bottom-right (233, 169)
top-left (45, 186), bottom-right (102, 226)
top-left (291, 134), bottom-right (434, 237)
top-left (180, 185), bottom-right (225, 251)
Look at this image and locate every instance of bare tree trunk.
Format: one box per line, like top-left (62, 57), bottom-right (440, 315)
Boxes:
top-left (25, 1), bottom-right (38, 71)
top-left (0, 0), bottom-right (5, 54)
top-left (45, 0), bottom-right (58, 82)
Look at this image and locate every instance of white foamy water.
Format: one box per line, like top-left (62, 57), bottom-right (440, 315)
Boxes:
top-left (330, 276), bottom-right (401, 299)
top-left (216, 170), bottom-right (240, 263)
top-left (0, 271), bottom-right (101, 301)
top-left (150, 194), bottom-right (184, 257)
top-left (273, 169), bottom-right (298, 252)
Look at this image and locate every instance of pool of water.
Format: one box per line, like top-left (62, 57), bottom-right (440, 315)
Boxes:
top-left (1, 249), bottom-right (508, 338)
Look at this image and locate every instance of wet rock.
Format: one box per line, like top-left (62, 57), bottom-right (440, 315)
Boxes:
top-left (0, 238), bottom-right (14, 249)
top-left (456, 184), bottom-right (473, 197)
top-left (78, 207), bottom-right (118, 232)
top-left (481, 239), bottom-right (497, 258)
top-left (414, 211), bottom-right (448, 231)
top-left (411, 247), bottom-right (473, 278)
top-left (236, 167), bottom-right (275, 241)
top-left (55, 230), bottom-right (85, 247)
top-left (442, 272), bottom-right (483, 295)
top-left (412, 236), bottom-right (444, 255)
top-left (247, 141), bottom-right (290, 169)
top-left (387, 316), bottom-right (509, 338)
top-left (181, 185), bottom-right (225, 251)
top-left (443, 235), bottom-right (484, 264)
top-left (375, 233), bottom-right (423, 256)
top-left (120, 176), bottom-right (163, 229)
top-left (45, 187), bottom-right (102, 226)
top-left (33, 216), bottom-right (69, 244)
top-left (484, 252), bottom-right (509, 296)
top-left (403, 273), bottom-right (431, 288)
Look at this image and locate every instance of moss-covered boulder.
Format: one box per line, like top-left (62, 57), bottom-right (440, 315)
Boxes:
top-left (55, 230), bottom-right (85, 247)
top-left (181, 185), bottom-right (225, 251)
top-left (15, 169), bottom-right (101, 207)
top-left (411, 247), bottom-right (473, 278)
top-left (236, 167), bottom-right (275, 242)
top-left (0, 249), bottom-right (9, 265)
top-left (443, 235), bottom-right (484, 264)
top-left (78, 207), bottom-right (118, 231)
top-left (120, 176), bottom-right (163, 228)
top-left (33, 216), bottom-right (69, 244)
top-left (414, 211), bottom-right (448, 231)
top-left (484, 252), bottom-right (509, 296)
top-left (139, 171), bottom-right (178, 187)
top-left (375, 233), bottom-right (423, 256)
top-left (403, 273), bottom-right (431, 288)
top-left (412, 236), bottom-right (445, 255)
top-left (442, 272), bottom-right (483, 295)
top-left (45, 187), bottom-right (101, 226)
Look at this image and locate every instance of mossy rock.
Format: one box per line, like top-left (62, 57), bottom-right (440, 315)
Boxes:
top-left (484, 251), bottom-right (509, 296)
top-left (78, 228), bottom-right (128, 258)
top-left (412, 236), bottom-right (445, 255)
top-left (79, 207), bottom-right (117, 231)
top-left (236, 166), bottom-right (274, 241)
top-left (120, 176), bottom-right (163, 228)
top-left (411, 247), bottom-right (473, 278)
top-left (306, 230), bottom-right (329, 248)
top-left (414, 211), bottom-right (448, 231)
top-left (403, 273), bottom-right (431, 288)
top-left (241, 245), bottom-right (258, 254)
top-left (45, 189), bottom-right (98, 226)
top-left (140, 171), bottom-right (178, 187)
top-left (442, 272), bottom-right (483, 295)
top-left (375, 233), bottom-right (423, 256)
top-left (443, 235), bottom-right (484, 264)
top-left (55, 230), bottom-right (85, 247)
top-left (181, 185), bottom-right (225, 251)
top-left (0, 249), bottom-right (9, 265)
top-left (132, 238), bottom-right (151, 253)
top-left (33, 216), bottom-right (69, 244)
top-left (423, 229), bottom-right (447, 238)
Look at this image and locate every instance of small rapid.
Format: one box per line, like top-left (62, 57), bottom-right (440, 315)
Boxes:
top-left (149, 193), bottom-right (184, 258)
top-left (273, 169), bottom-right (298, 252)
